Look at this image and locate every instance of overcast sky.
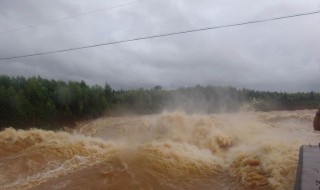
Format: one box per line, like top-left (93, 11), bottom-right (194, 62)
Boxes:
top-left (0, 0), bottom-right (319, 92)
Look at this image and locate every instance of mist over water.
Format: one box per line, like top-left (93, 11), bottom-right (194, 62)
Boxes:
top-left (0, 110), bottom-right (319, 190)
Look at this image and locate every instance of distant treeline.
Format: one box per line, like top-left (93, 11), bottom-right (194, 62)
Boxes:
top-left (0, 75), bottom-right (319, 130)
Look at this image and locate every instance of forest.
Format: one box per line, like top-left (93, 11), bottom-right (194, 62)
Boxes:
top-left (0, 75), bottom-right (319, 130)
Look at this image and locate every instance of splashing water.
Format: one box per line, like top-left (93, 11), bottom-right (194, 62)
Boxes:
top-left (0, 110), bottom-right (318, 190)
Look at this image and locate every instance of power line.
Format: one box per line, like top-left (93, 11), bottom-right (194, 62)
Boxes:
top-left (1, 9), bottom-right (319, 61)
top-left (0, 0), bottom-right (151, 35)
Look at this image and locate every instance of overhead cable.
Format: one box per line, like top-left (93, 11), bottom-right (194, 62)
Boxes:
top-left (0, 10), bottom-right (319, 61)
top-left (0, 0), bottom-right (151, 35)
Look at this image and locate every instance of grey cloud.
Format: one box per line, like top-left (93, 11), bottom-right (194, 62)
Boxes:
top-left (0, 0), bottom-right (320, 92)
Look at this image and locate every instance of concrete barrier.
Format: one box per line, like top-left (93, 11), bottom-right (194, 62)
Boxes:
top-left (294, 145), bottom-right (320, 190)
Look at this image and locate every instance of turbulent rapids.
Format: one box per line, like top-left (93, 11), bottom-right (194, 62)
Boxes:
top-left (1, 110), bottom-right (319, 190)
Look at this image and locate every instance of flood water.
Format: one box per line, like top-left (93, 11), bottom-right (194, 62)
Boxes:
top-left (0, 110), bottom-right (319, 190)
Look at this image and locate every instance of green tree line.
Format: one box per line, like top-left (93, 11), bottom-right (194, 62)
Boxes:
top-left (0, 75), bottom-right (319, 130)
top-left (0, 76), bottom-right (109, 129)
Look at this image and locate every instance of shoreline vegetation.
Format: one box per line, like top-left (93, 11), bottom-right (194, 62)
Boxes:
top-left (0, 75), bottom-right (319, 130)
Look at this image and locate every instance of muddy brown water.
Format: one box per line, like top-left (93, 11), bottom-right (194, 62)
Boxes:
top-left (0, 110), bottom-right (319, 190)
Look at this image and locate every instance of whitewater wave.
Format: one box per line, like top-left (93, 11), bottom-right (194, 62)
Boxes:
top-left (0, 110), bottom-right (318, 190)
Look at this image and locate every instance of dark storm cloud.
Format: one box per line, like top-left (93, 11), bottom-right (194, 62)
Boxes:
top-left (0, 0), bottom-right (319, 92)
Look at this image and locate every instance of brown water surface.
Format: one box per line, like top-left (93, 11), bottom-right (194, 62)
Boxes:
top-left (0, 110), bottom-right (318, 190)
